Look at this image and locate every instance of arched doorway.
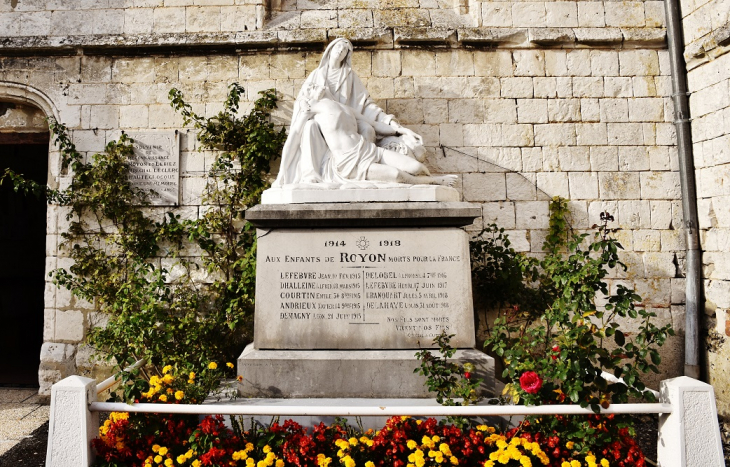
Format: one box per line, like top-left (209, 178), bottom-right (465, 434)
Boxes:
top-left (0, 101), bottom-right (49, 386)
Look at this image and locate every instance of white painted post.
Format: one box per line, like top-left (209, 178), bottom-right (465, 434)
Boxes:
top-left (657, 376), bottom-right (724, 467)
top-left (46, 376), bottom-right (98, 467)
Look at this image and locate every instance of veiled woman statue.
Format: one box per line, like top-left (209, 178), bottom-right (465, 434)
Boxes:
top-left (273, 38), bottom-right (436, 188)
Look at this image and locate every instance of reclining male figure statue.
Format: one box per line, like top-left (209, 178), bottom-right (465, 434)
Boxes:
top-left (282, 83), bottom-right (458, 187)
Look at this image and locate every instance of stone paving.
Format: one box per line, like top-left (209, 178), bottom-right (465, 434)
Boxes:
top-left (0, 388), bottom-right (48, 456)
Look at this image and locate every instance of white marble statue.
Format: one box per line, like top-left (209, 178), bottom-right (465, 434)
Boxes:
top-left (273, 38), bottom-right (454, 188)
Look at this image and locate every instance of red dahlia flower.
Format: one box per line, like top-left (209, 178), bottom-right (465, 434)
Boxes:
top-left (519, 371), bottom-right (543, 394)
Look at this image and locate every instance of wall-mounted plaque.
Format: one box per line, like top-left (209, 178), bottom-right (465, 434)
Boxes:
top-left (127, 131), bottom-right (180, 206)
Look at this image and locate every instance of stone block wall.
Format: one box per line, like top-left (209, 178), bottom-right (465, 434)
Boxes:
top-left (0, 1), bottom-right (696, 396)
top-left (0, 40), bottom-right (686, 393)
top-left (679, 0), bottom-right (730, 416)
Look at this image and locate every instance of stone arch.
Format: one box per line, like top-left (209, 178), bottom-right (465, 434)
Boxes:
top-left (0, 82), bottom-right (59, 122)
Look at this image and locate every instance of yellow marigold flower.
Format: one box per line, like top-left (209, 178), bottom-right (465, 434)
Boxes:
top-left (276, 461), bottom-right (284, 467)
top-left (407, 440), bottom-right (418, 450)
top-left (188, 379), bottom-right (195, 384)
top-left (245, 459), bottom-right (254, 467)
top-left (566, 441), bottom-right (575, 450)
top-left (159, 394), bottom-right (167, 402)
top-left (570, 461), bottom-right (581, 467)
top-left (175, 390), bottom-right (185, 400)
top-left (177, 454), bottom-right (187, 464)
top-left (152, 445), bottom-right (161, 453)
top-left (344, 455), bottom-right (356, 467)
top-left (192, 461), bottom-right (201, 467)
top-left (167, 388), bottom-right (174, 395)
top-left (450, 456), bottom-right (459, 465)
top-left (227, 362), bottom-right (235, 368)
top-left (349, 437), bottom-right (359, 446)
top-left (159, 447), bottom-right (168, 456)
top-left (484, 462), bottom-right (495, 467)
top-left (111, 412), bottom-right (129, 421)
top-left (233, 452), bottom-right (241, 461)
top-left (150, 375), bottom-right (161, 385)
top-left (365, 462), bottom-right (375, 467)
top-left (520, 457), bottom-right (533, 467)
top-left (163, 374), bottom-right (174, 385)
top-left (439, 443), bottom-right (452, 456)
top-left (263, 445), bottom-right (271, 454)
top-left (208, 362), bottom-right (218, 370)
top-left (432, 435), bottom-right (440, 442)
top-left (186, 450), bottom-right (193, 459)
top-left (155, 455), bottom-right (163, 464)
top-left (401, 415), bottom-right (411, 420)
top-left (163, 365), bottom-right (172, 374)
top-left (416, 420), bottom-right (422, 425)
top-left (600, 460), bottom-right (609, 467)
top-left (416, 459), bottom-right (426, 467)
top-left (164, 459), bottom-right (174, 467)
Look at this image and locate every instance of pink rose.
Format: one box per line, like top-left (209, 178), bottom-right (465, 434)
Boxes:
top-left (519, 371), bottom-right (543, 394)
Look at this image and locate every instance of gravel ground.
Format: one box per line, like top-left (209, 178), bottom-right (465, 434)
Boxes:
top-left (0, 420), bottom-right (47, 466)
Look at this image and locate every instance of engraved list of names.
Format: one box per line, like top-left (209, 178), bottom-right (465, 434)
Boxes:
top-left (254, 228), bottom-right (475, 350)
top-left (127, 131), bottom-right (180, 206)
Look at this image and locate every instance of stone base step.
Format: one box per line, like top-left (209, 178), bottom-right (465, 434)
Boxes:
top-left (237, 344), bottom-right (494, 399)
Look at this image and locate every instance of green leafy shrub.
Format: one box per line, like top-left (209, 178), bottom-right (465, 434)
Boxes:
top-left (472, 198), bottom-right (673, 462)
top-left (3, 84), bottom-right (285, 395)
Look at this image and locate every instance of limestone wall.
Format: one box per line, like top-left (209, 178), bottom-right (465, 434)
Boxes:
top-left (680, 0), bottom-right (730, 417)
top-left (0, 41), bottom-right (687, 393)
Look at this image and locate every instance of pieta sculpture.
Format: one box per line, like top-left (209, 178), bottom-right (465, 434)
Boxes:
top-left (273, 38), bottom-right (457, 188)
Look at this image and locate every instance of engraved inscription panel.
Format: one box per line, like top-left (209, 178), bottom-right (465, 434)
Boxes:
top-left (127, 131), bottom-right (180, 206)
top-left (254, 228), bottom-right (475, 350)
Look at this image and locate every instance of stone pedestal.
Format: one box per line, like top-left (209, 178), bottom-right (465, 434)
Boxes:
top-left (238, 200), bottom-right (494, 398)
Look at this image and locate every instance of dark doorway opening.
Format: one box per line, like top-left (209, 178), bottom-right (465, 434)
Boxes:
top-left (0, 134), bottom-right (49, 386)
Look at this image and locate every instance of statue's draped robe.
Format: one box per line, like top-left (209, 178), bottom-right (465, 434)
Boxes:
top-left (273, 38), bottom-right (394, 187)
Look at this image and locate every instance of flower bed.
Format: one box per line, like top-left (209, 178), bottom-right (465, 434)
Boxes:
top-left (94, 410), bottom-right (645, 467)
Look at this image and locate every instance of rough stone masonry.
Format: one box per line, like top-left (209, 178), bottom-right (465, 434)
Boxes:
top-left (0, 0), bottom-right (725, 415)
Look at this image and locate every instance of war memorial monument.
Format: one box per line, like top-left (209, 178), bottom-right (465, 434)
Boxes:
top-left (238, 39), bottom-right (494, 399)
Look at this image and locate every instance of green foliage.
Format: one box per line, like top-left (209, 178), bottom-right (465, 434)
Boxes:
top-left (5, 84), bottom-right (285, 398)
top-left (475, 197), bottom-right (674, 457)
top-left (415, 332), bottom-right (482, 428)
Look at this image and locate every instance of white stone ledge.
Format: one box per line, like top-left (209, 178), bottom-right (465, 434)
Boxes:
top-left (0, 27), bottom-right (667, 55)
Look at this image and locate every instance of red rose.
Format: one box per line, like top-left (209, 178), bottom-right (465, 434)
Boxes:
top-left (464, 372), bottom-right (472, 379)
top-left (551, 345), bottom-right (560, 360)
top-left (519, 371), bottom-right (543, 394)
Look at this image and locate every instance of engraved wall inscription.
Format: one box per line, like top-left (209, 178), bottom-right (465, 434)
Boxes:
top-left (254, 228), bottom-right (475, 350)
top-left (127, 131), bottom-right (180, 206)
